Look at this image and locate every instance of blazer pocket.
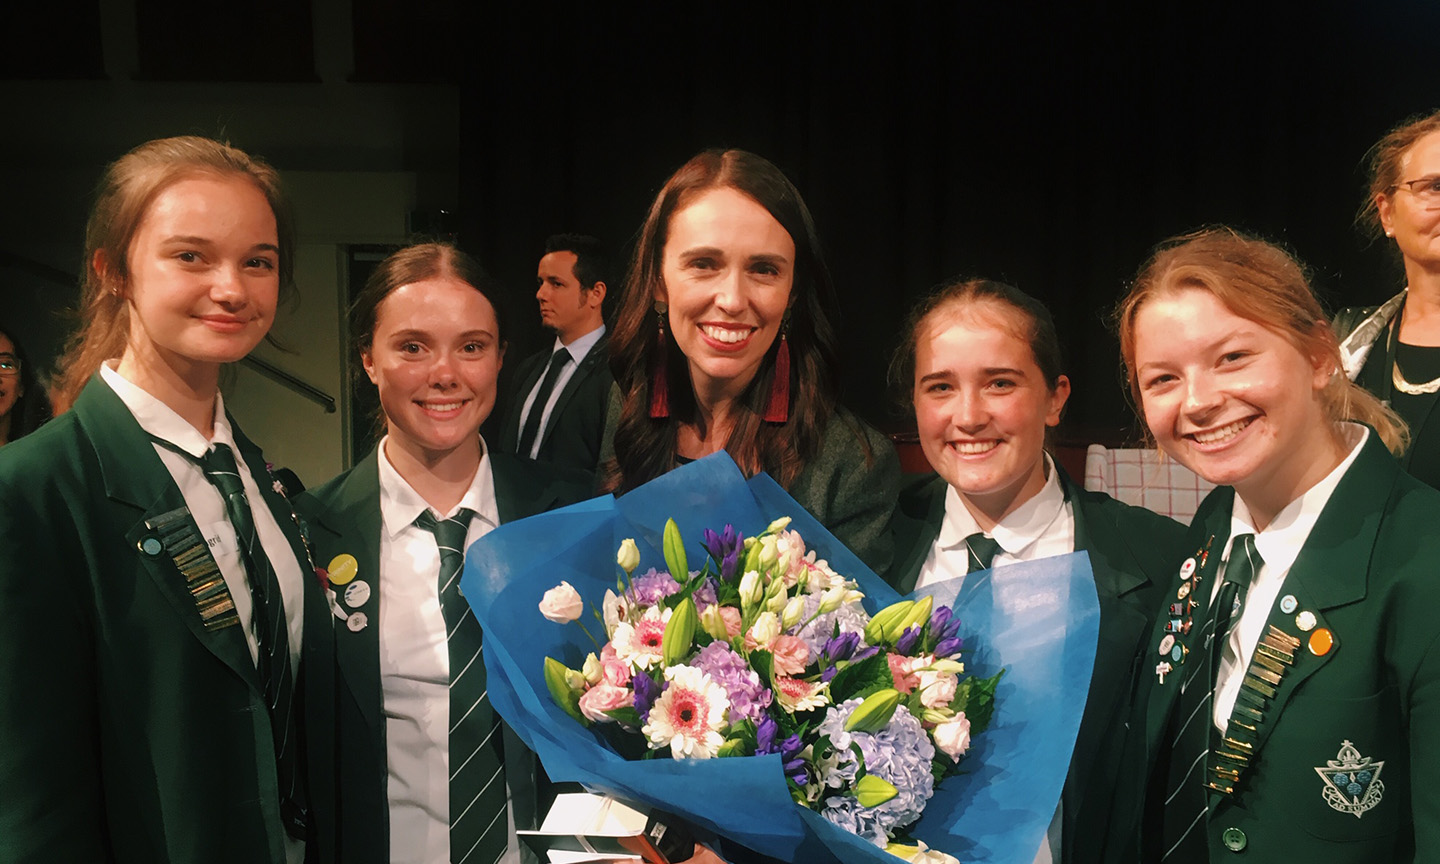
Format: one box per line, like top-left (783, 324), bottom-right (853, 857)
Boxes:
top-left (1286, 687), bottom-right (1409, 843)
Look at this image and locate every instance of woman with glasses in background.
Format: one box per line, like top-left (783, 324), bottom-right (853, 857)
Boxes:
top-left (0, 323), bottom-right (52, 446)
top-left (1337, 108), bottom-right (1440, 489)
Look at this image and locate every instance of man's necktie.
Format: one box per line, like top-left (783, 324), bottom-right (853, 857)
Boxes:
top-left (964, 532), bottom-right (1002, 573)
top-left (200, 443), bottom-right (307, 838)
top-left (415, 509), bottom-right (509, 864)
top-left (1160, 533), bottom-right (1261, 861)
top-left (517, 348), bottom-right (571, 458)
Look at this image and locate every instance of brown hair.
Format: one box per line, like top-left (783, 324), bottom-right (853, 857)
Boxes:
top-left (889, 277), bottom-right (1066, 413)
top-left (51, 136), bottom-right (295, 413)
top-left (1115, 226), bottom-right (1407, 454)
top-left (601, 149), bottom-right (845, 492)
top-left (1358, 108), bottom-right (1440, 240)
top-left (351, 242), bottom-right (505, 357)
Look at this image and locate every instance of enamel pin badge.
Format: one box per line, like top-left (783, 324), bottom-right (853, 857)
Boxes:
top-left (1314, 740), bottom-right (1384, 818)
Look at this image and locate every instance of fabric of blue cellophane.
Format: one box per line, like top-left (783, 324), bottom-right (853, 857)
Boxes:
top-left (461, 453), bottom-right (1100, 863)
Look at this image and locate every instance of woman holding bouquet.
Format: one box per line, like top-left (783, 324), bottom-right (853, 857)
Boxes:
top-left (886, 278), bottom-right (1185, 864)
top-left (599, 149), bottom-right (899, 574)
top-left (0, 137), bottom-right (335, 862)
top-left (1114, 227), bottom-right (1438, 861)
top-left (297, 242), bottom-right (594, 864)
top-left (1336, 108), bottom-right (1440, 490)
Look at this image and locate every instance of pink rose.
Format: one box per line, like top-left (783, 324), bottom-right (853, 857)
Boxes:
top-left (539, 581), bottom-right (584, 623)
top-left (600, 644), bottom-right (631, 687)
top-left (578, 682), bottom-right (633, 723)
top-left (770, 634), bottom-right (811, 677)
top-left (888, 653), bottom-right (920, 694)
top-left (719, 607), bottom-right (743, 638)
top-left (933, 712), bottom-right (972, 760)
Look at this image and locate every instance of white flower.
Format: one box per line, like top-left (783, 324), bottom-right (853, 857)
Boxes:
top-left (781, 595), bottom-right (807, 630)
top-left (642, 665), bottom-right (730, 758)
top-left (611, 605), bottom-right (671, 670)
top-left (602, 589), bottom-right (628, 636)
top-left (739, 570), bottom-right (763, 608)
top-left (539, 581), bottom-right (584, 623)
top-left (933, 712), bottom-right (972, 760)
top-left (918, 670), bottom-right (958, 709)
top-left (616, 538), bottom-right (641, 574)
top-left (748, 611), bottom-right (780, 649)
top-left (581, 652), bottom-right (602, 686)
top-left (764, 516), bottom-right (792, 535)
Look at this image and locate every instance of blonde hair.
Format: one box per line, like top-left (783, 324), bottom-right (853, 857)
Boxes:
top-left (1116, 226), bottom-right (1407, 455)
top-left (51, 136), bottom-right (294, 414)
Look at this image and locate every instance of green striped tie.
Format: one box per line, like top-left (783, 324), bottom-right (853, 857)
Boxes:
top-left (416, 509), bottom-right (509, 864)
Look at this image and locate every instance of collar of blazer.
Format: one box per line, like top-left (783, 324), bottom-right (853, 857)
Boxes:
top-left (309, 445), bottom-right (578, 729)
top-left (530, 333), bottom-right (610, 452)
top-left (887, 462), bottom-right (1152, 599)
top-left (1147, 430), bottom-right (1398, 793)
top-left (73, 376), bottom-right (268, 694)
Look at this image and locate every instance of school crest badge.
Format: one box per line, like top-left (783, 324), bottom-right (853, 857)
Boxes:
top-left (1314, 740), bottom-right (1384, 818)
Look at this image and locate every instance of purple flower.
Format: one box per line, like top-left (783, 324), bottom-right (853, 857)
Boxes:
top-left (691, 642), bottom-right (772, 723)
top-left (815, 697), bottom-right (936, 844)
top-left (627, 568), bottom-right (682, 607)
top-left (693, 576), bottom-right (719, 613)
top-left (701, 524), bottom-right (745, 582)
top-left (895, 624), bottom-right (921, 656)
top-left (757, 714), bottom-right (779, 753)
top-left (756, 716), bottom-right (806, 784)
top-left (822, 631), bottom-right (862, 665)
top-left (632, 672), bottom-right (662, 722)
top-left (934, 636), bottom-right (963, 659)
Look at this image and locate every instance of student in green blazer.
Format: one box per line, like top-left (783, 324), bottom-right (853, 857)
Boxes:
top-left (0, 137), bottom-right (335, 863)
top-left (885, 278), bottom-right (1183, 864)
top-left (296, 244), bottom-right (592, 864)
top-left (1112, 227), bottom-right (1437, 862)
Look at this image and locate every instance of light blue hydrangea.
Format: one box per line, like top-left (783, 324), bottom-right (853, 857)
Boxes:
top-left (791, 594), bottom-right (871, 657)
top-left (813, 696), bottom-right (936, 845)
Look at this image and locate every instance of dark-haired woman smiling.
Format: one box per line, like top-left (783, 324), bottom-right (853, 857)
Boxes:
top-left (601, 149), bottom-right (898, 573)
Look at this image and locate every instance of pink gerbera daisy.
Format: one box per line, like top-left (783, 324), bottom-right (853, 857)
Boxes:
top-left (612, 606), bottom-right (671, 670)
top-left (774, 675), bottom-right (829, 712)
top-left (643, 665), bottom-right (730, 758)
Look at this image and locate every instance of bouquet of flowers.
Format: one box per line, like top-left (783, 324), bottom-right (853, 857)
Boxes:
top-left (539, 513), bottom-right (1002, 858)
top-left (461, 454), bottom-right (1100, 864)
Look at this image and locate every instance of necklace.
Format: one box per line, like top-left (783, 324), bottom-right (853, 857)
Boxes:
top-left (1392, 360), bottom-right (1440, 395)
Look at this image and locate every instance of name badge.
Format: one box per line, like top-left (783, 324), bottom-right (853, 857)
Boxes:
top-left (202, 521), bottom-right (238, 558)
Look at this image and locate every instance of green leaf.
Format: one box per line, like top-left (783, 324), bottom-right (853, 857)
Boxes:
top-left (954, 668), bottom-right (1005, 736)
top-left (604, 706), bottom-right (643, 727)
top-left (750, 648), bottom-right (774, 685)
top-left (828, 651), bottom-right (892, 703)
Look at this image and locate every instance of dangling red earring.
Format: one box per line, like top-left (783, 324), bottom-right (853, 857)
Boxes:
top-left (649, 301), bottom-right (670, 419)
top-left (763, 317), bottom-right (790, 423)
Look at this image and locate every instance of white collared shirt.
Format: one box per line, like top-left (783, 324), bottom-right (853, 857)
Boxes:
top-left (100, 362), bottom-right (307, 864)
top-left (1211, 424), bottom-right (1368, 733)
top-left (916, 455), bottom-right (1076, 591)
top-left (375, 435), bottom-right (517, 864)
top-left (516, 323), bottom-right (606, 459)
top-left (914, 455), bottom-right (1075, 864)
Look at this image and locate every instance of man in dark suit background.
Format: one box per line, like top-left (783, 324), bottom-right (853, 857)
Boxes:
top-left (498, 234), bottom-right (612, 476)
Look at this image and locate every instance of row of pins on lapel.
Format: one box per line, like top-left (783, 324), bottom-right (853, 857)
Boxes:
top-left (147, 508), bottom-right (240, 631)
top-left (1206, 625), bottom-right (1300, 796)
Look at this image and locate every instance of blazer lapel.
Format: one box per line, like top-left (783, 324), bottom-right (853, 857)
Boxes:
top-left (503, 351), bottom-right (550, 451)
top-left (536, 335), bottom-right (607, 453)
top-left (312, 452), bottom-right (385, 731)
top-left (73, 378), bottom-right (258, 692)
top-left (1213, 433), bottom-right (1394, 793)
top-left (887, 475), bottom-right (946, 594)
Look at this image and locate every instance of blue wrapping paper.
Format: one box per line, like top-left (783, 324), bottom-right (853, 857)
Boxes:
top-left (461, 453), bottom-right (1101, 863)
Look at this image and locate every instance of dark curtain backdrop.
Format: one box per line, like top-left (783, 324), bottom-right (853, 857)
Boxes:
top-left (457, 2), bottom-right (1440, 443)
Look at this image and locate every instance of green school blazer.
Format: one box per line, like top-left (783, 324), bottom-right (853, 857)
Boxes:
top-left (886, 466), bottom-right (1184, 864)
top-left (0, 376), bottom-right (337, 864)
top-left (1120, 430), bottom-right (1440, 862)
top-left (297, 447), bottom-right (591, 864)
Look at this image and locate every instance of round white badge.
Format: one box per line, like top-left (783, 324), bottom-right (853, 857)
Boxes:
top-left (346, 611), bottom-right (369, 632)
top-left (1159, 634), bottom-right (1176, 655)
top-left (344, 580), bottom-right (372, 608)
top-left (1179, 558), bottom-right (1197, 580)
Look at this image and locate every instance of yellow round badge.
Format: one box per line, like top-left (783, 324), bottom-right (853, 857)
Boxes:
top-left (327, 553), bottom-right (359, 586)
